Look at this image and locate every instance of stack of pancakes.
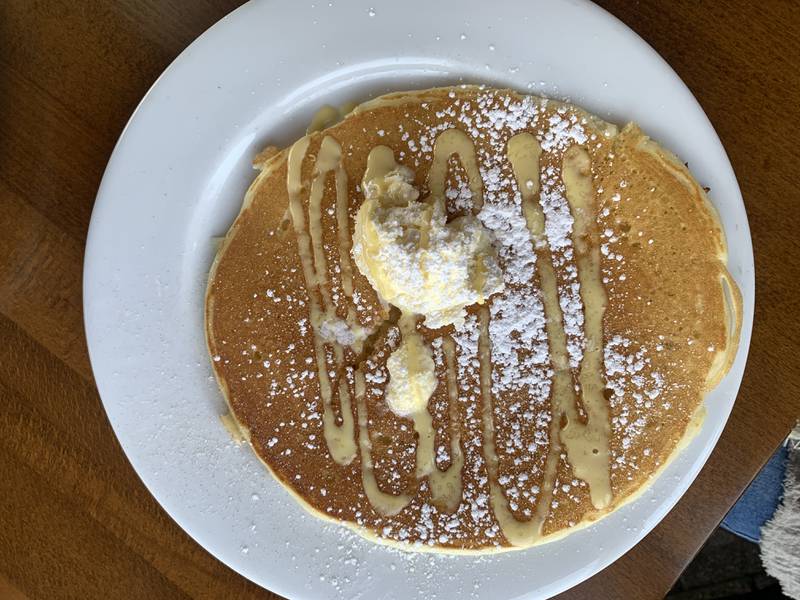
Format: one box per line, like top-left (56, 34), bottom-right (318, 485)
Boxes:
top-left (205, 86), bottom-right (741, 552)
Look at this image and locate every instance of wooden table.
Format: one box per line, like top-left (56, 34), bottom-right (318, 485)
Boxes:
top-left (2, 1), bottom-right (798, 598)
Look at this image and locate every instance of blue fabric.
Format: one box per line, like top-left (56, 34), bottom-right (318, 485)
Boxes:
top-left (721, 445), bottom-right (788, 543)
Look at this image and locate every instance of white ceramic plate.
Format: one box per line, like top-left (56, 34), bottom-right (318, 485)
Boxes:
top-left (84, 1), bottom-right (754, 598)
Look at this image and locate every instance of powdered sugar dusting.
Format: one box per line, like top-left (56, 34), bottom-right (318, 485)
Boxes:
top-left (540, 157), bottom-right (585, 368)
top-left (209, 87), bottom-right (700, 552)
top-left (604, 336), bottom-right (665, 476)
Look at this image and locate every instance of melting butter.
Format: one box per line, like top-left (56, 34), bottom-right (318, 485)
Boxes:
top-left (427, 128), bottom-right (485, 211)
top-left (386, 313), bottom-right (437, 419)
top-left (308, 136), bottom-right (339, 312)
top-left (287, 135), bottom-right (357, 465)
top-left (384, 313), bottom-right (438, 490)
top-left (509, 137), bottom-right (613, 510)
top-left (511, 135), bottom-right (611, 510)
top-left (507, 133), bottom-right (545, 239)
top-left (561, 145), bottom-right (612, 509)
top-left (426, 335), bottom-right (465, 513)
top-left (420, 127), bottom-right (492, 513)
top-left (355, 367), bottom-right (412, 516)
top-left (306, 103), bottom-right (355, 135)
top-left (477, 135), bottom-right (559, 545)
top-left (476, 134), bottom-right (613, 546)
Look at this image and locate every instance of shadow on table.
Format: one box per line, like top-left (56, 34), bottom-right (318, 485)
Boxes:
top-left (667, 529), bottom-right (789, 599)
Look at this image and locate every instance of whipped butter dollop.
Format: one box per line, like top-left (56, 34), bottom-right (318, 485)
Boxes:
top-left (351, 144), bottom-right (504, 420)
top-left (384, 313), bottom-right (438, 417)
top-left (352, 145), bottom-right (504, 329)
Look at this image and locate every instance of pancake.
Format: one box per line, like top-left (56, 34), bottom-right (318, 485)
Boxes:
top-left (205, 86), bottom-right (742, 552)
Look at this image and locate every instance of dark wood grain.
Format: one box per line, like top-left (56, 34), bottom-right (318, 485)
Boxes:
top-left (1, 1), bottom-right (798, 599)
